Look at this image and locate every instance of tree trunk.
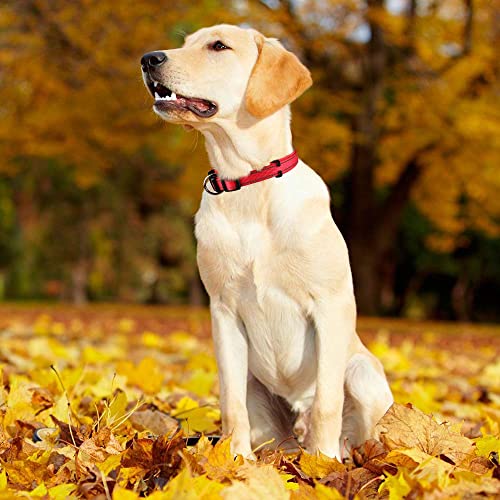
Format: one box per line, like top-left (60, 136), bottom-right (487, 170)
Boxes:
top-left (348, 239), bottom-right (380, 315)
top-left (71, 260), bottom-right (88, 305)
top-left (346, 0), bottom-right (386, 315)
top-left (345, 0), bottom-right (433, 315)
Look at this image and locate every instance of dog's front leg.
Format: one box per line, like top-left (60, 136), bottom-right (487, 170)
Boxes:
top-left (211, 301), bottom-right (253, 458)
top-left (307, 295), bottom-right (355, 459)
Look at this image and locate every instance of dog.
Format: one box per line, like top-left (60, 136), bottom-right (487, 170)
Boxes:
top-left (141, 24), bottom-right (393, 459)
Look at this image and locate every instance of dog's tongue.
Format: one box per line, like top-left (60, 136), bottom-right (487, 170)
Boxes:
top-left (184, 97), bottom-right (211, 112)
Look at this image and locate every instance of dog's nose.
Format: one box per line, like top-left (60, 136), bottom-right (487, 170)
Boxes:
top-left (141, 51), bottom-right (168, 70)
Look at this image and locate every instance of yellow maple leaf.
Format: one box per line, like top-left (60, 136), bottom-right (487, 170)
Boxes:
top-left (105, 390), bottom-right (129, 427)
top-left (299, 451), bottom-right (345, 479)
top-left (29, 482), bottom-right (48, 497)
top-left (375, 403), bottom-right (474, 466)
top-left (148, 468), bottom-right (203, 500)
top-left (171, 396), bottom-right (220, 435)
top-left (112, 485), bottom-right (140, 499)
top-left (204, 438), bottom-right (244, 482)
top-left (411, 453), bottom-right (454, 490)
top-left (378, 469), bottom-right (412, 500)
top-left (116, 467), bottom-right (146, 488)
top-left (97, 453), bottom-right (123, 476)
top-left (48, 483), bottom-right (78, 500)
top-left (222, 464), bottom-right (289, 500)
top-left (474, 435), bottom-right (500, 458)
top-left (314, 483), bottom-right (344, 499)
top-left (4, 375), bottom-right (36, 427)
top-left (182, 369), bottom-right (216, 397)
top-left (117, 357), bottom-right (163, 394)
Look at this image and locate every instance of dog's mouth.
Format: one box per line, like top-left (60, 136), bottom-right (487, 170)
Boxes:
top-left (146, 79), bottom-right (218, 118)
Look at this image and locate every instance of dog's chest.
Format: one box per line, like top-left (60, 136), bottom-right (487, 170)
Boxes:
top-left (195, 207), bottom-right (276, 298)
top-left (195, 198), bottom-right (311, 306)
top-left (195, 200), bottom-right (317, 399)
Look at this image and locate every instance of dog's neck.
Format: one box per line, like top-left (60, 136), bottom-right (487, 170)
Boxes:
top-left (197, 107), bottom-right (293, 180)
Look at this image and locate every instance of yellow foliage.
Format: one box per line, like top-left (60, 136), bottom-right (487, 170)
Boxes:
top-left (117, 357), bottom-right (164, 394)
top-left (171, 396), bottom-right (220, 435)
top-left (378, 469), bottom-right (412, 500)
top-left (0, 294), bottom-right (499, 496)
top-left (222, 464), bottom-right (290, 500)
top-left (298, 451), bottom-right (345, 479)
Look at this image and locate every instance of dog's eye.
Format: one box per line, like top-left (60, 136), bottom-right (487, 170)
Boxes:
top-left (210, 40), bottom-right (230, 51)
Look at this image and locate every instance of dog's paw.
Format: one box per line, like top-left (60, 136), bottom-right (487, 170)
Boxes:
top-left (293, 409), bottom-right (311, 446)
top-left (229, 437), bottom-right (255, 460)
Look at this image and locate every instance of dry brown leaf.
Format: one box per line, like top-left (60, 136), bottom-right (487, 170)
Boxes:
top-left (121, 438), bottom-right (153, 469)
top-left (318, 471), bottom-right (347, 494)
top-left (352, 439), bottom-right (388, 466)
top-left (423, 475), bottom-right (500, 499)
top-left (129, 408), bottom-right (178, 436)
top-left (30, 387), bottom-right (54, 411)
top-left (50, 415), bottom-right (86, 447)
top-left (204, 438), bottom-right (245, 482)
top-left (150, 432), bottom-right (185, 481)
top-left (348, 467), bottom-right (383, 499)
top-left (77, 427), bottom-right (122, 473)
top-left (375, 403), bottom-right (475, 466)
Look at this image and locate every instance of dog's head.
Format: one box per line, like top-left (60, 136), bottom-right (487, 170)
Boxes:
top-left (141, 24), bottom-right (312, 125)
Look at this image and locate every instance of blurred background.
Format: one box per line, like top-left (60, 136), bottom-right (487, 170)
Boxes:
top-left (0, 0), bottom-right (498, 321)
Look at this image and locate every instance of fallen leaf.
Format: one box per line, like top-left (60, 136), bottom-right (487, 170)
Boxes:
top-left (129, 408), bottom-right (178, 436)
top-left (171, 396), bottom-right (220, 435)
top-left (475, 435), bottom-right (500, 458)
top-left (77, 427), bottom-right (122, 473)
top-left (378, 469), bottom-right (413, 500)
top-left (204, 438), bottom-right (244, 482)
top-left (375, 403), bottom-right (475, 466)
top-left (222, 464), bottom-right (289, 500)
top-left (298, 450), bottom-right (346, 479)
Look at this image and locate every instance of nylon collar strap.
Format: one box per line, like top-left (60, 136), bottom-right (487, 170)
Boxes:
top-left (203, 151), bottom-right (299, 195)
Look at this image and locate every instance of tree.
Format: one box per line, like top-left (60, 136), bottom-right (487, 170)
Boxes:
top-left (0, 0), bottom-right (499, 316)
top-left (245, 0), bottom-right (500, 314)
top-left (0, 0), bottom-right (236, 302)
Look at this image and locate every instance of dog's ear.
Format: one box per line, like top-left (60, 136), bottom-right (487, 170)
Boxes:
top-left (245, 35), bottom-right (312, 119)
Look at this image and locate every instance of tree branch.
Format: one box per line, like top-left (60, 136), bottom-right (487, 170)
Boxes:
top-left (375, 143), bottom-right (436, 254)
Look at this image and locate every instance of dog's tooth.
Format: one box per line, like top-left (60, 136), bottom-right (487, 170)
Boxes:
top-left (171, 92), bottom-right (177, 100)
top-left (154, 91), bottom-right (160, 99)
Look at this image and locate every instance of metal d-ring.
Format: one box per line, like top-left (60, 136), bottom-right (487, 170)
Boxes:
top-left (203, 174), bottom-right (223, 195)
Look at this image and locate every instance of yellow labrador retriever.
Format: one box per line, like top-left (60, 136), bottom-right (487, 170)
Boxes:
top-left (141, 24), bottom-right (393, 459)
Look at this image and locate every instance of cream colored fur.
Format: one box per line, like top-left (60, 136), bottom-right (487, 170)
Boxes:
top-left (142, 24), bottom-right (393, 459)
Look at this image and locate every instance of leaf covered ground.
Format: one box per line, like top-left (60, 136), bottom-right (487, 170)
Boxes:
top-left (0, 305), bottom-right (499, 499)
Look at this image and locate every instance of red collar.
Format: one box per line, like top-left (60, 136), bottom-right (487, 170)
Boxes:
top-left (203, 151), bottom-right (299, 195)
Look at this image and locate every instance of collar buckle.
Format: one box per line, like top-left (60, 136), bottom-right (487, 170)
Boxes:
top-left (203, 170), bottom-right (223, 195)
